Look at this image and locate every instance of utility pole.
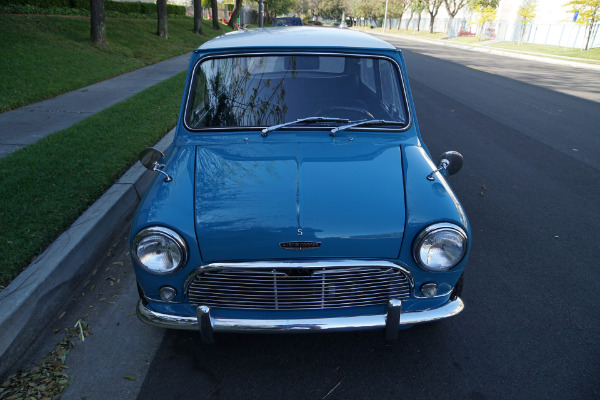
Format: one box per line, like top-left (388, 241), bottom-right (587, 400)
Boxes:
top-left (383, 0), bottom-right (389, 33)
top-left (259, 0), bottom-right (264, 27)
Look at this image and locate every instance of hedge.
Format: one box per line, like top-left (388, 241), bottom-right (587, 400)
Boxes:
top-left (0, 0), bottom-right (186, 15)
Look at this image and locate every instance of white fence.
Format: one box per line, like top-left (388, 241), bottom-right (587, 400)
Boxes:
top-left (374, 16), bottom-right (600, 50)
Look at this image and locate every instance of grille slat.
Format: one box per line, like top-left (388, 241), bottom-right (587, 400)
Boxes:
top-left (190, 290), bottom-right (410, 302)
top-left (190, 298), bottom-right (402, 308)
top-left (193, 281), bottom-right (408, 291)
top-left (187, 266), bottom-right (411, 310)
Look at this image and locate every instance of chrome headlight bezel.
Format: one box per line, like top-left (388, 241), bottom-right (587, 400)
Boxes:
top-left (132, 226), bottom-right (188, 275)
top-left (413, 223), bottom-right (468, 272)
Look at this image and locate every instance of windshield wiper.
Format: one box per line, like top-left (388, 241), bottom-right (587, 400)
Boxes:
top-left (261, 117), bottom-right (350, 137)
top-left (330, 119), bottom-right (405, 136)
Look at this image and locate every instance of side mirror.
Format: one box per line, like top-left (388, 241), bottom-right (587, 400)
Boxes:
top-left (139, 147), bottom-right (172, 182)
top-left (427, 151), bottom-right (463, 181)
top-left (139, 147), bottom-right (165, 170)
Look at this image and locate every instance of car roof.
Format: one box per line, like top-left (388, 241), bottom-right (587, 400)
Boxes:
top-left (197, 27), bottom-right (396, 51)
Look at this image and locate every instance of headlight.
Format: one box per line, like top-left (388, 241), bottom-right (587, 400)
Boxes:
top-left (132, 226), bottom-right (187, 275)
top-left (413, 223), bottom-right (468, 272)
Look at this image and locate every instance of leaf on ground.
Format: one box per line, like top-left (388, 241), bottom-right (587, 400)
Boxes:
top-left (0, 325), bottom-right (78, 399)
top-left (123, 375), bottom-right (136, 381)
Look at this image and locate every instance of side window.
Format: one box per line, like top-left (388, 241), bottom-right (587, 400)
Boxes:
top-left (379, 61), bottom-right (400, 107)
top-left (187, 68), bottom-right (208, 128)
top-left (378, 61), bottom-right (404, 121)
top-left (359, 58), bottom-right (376, 94)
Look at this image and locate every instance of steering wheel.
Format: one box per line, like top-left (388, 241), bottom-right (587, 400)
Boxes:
top-left (315, 106), bottom-right (374, 120)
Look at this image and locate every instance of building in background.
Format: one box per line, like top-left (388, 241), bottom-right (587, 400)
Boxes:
top-left (389, 0), bottom-right (598, 49)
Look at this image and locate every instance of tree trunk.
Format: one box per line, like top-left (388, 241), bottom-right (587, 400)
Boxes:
top-left (263, 3), bottom-right (271, 25)
top-left (396, 11), bottom-right (403, 30)
top-left (519, 23), bottom-right (525, 45)
top-left (192, 0), bottom-right (203, 35)
top-left (584, 21), bottom-right (595, 51)
top-left (90, 0), bottom-right (107, 46)
top-left (228, 0), bottom-right (242, 29)
top-left (416, 13), bottom-right (421, 31)
top-left (157, 0), bottom-right (169, 38)
top-left (211, 0), bottom-right (220, 30)
top-left (429, 14), bottom-right (435, 33)
top-left (406, 12), bottom-right (413, 30)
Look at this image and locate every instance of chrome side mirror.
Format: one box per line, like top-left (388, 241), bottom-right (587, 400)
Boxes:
top-left (139, 147), bottom-right (172, 182)
top-left (427, 151), bottom-right (463, 181)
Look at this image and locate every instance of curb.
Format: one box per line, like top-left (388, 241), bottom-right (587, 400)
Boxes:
top-left (0, 129), bottom-right (174, 379)
top-left (369, 32), bottom-right (600, 71)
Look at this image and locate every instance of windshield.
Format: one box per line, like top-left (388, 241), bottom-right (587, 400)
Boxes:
top-left (185, 54), bottom-right (409, 130)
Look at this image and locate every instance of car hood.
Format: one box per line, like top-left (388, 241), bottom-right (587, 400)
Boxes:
top-left (194, 141), bottom-right (406, 262)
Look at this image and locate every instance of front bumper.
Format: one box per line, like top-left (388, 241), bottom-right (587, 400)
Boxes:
top-left (137, 297), bottom-right (464, 342)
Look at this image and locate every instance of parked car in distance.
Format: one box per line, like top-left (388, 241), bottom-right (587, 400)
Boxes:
top-left (272, 17), bottom-right (303, 26)
top-left (131, 27), bottom-right (471, 343)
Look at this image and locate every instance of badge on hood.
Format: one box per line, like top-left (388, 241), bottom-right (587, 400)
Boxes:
top-left (279, 241), bottom-right (322, 251)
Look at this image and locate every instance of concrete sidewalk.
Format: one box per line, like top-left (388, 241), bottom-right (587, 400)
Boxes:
top-left (0, 53), bottom-right (191, 158)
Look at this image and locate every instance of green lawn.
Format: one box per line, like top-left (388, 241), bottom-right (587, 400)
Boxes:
top-left (0, 14), bottom-right (231, 287)
top-left (485, 41), bottom-right (600, 63)
top-left (0, 15), bottom-right (229, 112)
top-left (0, 71), bottom-right (187, 287)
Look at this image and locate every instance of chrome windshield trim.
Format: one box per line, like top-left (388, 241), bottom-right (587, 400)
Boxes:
top-left (183, 51), bottom-right (412, 133)
top-left (136, 297), bottom-right (464, 332)
top-left (183, 260), bottom-right (414, 292)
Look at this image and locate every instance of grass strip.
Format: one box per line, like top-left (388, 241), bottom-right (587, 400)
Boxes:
top-left (0, 71), bottom-right (187, 287)
top-left (485, 41), bottom-right (600, 63)
top-left (0, 15), bottom-right (229, 112)
top-left (354, 26), bottom-right (600, 62)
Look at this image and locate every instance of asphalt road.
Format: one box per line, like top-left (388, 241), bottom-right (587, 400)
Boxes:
top-left (24, 38), bottom-right (600, 400)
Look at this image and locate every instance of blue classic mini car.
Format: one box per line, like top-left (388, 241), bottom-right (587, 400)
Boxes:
top-left (131, 27), bottom-right (470, 342)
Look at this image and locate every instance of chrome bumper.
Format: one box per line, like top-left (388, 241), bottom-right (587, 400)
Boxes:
top-left (137, 297), bottom-right (464, 342)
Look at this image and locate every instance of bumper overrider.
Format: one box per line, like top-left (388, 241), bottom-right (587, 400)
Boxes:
top-left (137, 297), bottom-right (464, 343)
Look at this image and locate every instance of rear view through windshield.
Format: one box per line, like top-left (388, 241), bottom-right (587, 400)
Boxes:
top-left (185, 54), bottom-right (408, 130)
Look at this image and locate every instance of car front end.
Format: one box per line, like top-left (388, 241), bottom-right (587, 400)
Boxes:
top-left (130, 27), bottom-right (471, 342)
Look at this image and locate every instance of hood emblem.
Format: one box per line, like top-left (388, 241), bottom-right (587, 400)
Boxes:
top-left (280, 241), bottom-right (321, 251)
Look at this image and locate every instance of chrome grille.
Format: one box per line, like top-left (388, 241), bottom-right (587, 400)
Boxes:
top-left (187, 266), bottom-right (411, 310)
